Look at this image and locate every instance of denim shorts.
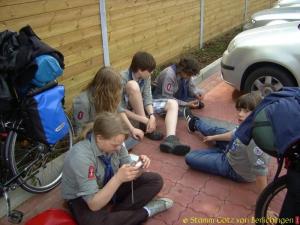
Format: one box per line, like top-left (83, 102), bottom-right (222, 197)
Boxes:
top-left (124, 95), bottom-right (167, 115)
top-left (152, 99), bottom-right (168, 114)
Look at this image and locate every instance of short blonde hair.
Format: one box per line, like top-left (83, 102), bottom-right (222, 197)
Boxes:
top-left (93, 112), bottom-right (129, 139)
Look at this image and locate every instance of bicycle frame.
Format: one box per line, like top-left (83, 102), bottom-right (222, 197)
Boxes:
top-left (0, 113), bottom-right (27, 223)
top-left (0, 80), bottom-right (72, 223)
top-left (255, 144), bottom-right (300, 225)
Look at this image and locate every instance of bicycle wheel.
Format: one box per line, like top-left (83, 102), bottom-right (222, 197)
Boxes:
top-left (255, 175), bottom-right (287, 225)
top-left (5, 115), bottom-right (73, 193)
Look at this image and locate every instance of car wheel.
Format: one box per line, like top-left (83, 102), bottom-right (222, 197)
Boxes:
top-left (244, 66), bottom-right (296, 96)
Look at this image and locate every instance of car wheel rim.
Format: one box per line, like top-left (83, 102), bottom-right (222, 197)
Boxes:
top-left (251, 76), bottom-right (283, 96)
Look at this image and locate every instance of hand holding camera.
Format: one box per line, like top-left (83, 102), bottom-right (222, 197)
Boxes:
top-left (129, 154), bottom-right (150, 170)
top-left (131, 159), bottom-right (144, 169)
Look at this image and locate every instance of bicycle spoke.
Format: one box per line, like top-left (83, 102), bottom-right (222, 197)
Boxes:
top-left (6, 115), bottom-right (73, 193)
top-left (15, 146), bottom-right (39, 169)
top-left (255, 176), bottom-right (287, 225)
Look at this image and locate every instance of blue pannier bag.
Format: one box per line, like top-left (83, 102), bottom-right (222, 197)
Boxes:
top-left (24, 85), bottom-right (69, 145)
top-left (31, 55), bottom-right (63, 87)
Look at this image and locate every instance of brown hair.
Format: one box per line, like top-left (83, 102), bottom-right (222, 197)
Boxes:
top-left (85, 67), bottom-right (122, 113)
top-left (93, 112), bottom-right (129, 139)
top-left (176, 56), bottom-right (200, 76)
top-left (235, 92), bottom-right (262, 111)
top-left (129, 51), bottom-right (156, 73)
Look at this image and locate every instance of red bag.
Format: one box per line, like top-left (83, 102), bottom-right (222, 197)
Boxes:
top-left (24, 209), bottom-right (77, 225)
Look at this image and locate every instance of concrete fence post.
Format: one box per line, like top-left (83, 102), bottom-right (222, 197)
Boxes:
top-left (244, 0), bottom-right (249, 23)
top-left (200, 0), bottom-right (205, 48)
top-left (99, 0), bottom-right (110, 66)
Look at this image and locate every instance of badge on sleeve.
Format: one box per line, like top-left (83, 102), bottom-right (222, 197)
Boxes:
top-left (229, 139), bottom-right (239, 152)
top-left (88, 165), bottom-right (96, 179)
top-left (256, 158), bottom-right (265, 166)
top-left (77, 111), bottom-right (84, 120)
top-left (254, 146), bottom-right (263, 156)
top-left (166, 83), bottom-right (172, 91)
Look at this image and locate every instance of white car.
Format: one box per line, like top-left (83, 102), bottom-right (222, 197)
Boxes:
top-left (221, 22), bottom-right (300, 96)
top-left (244, 7), bottom-right (300, 30)
top-left (273, 0), bottom-right (300, 8)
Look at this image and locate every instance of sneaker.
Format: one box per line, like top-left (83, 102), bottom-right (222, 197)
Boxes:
top-left (145, 131), bottom-right (164, 140)
top-left (140, 123), bottom-right (164, 141)
top-left (183, 107), bottom-right (196, 133)
top-left (160, 135), bottom-right (190, 156)
top-left (183, 107), bottom-right (193, 121)
top-left (144, 198), bottom-right (173, 217)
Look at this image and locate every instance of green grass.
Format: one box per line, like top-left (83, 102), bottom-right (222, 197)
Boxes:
top-left (189, 27), bottom-right (242, 69)
top-left (152, 27), bottom-right (242, 80)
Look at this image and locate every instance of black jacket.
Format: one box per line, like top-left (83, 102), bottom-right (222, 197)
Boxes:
top-left (0, 25), bottom-right (64, 88)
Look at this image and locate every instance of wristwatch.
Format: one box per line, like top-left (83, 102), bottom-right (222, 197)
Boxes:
top-left (148, 113), bottom-right (155, 118)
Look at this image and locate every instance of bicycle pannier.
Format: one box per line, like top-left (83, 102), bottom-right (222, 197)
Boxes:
top-left (24, 85), bottom-right (69, 145)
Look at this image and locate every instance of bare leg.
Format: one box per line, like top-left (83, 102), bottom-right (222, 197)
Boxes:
top-left (125, 81), bottom-right (163, 141)
top-left (164, 99), bottom-right (178, 136)
top-left (160, 99), bottom-right (190, 155)
top-left (125, 81), bottom-right (148, 124)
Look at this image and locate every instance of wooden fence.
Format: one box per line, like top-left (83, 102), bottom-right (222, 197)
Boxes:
top-left (0, 0), bottom-right (275, 108)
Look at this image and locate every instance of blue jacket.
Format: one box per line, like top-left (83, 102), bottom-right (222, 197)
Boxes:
top-left (236, 87), bottom-right (300, 155)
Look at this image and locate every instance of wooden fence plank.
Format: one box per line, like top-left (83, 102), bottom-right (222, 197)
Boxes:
top-left (1, 4), bottom-right (99, 32)
top-left (61, 55), bottom-right (102, 81)
top-left (0, 0), bottom-right (98, 21)
top-left (30, 15), bottom-right (100, 39)
top-left (44, 25), bottom-right (101, 49)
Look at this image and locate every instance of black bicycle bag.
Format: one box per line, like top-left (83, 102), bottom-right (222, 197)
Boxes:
top-left (0, 75), bottom-right (15, 113)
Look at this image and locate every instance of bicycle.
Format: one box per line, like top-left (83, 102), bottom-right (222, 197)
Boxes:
top-left (0, 80), bottom-right (74, 224)
top-left (254, 141), bottom-right (300, 225)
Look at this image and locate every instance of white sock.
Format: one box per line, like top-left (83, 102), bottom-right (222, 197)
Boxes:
top-left (143, 206), bottom-right (151, 217)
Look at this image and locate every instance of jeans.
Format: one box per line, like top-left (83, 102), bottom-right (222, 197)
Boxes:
top-left (185, 118), bottom-right (245, 182)
top-left (194, 118), bottom-right (229, 150)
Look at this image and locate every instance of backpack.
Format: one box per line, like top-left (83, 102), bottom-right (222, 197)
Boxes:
top-left (0, 26), bottom-right (64, 89)
top-left (252, 108), bottom-right (276, 157)
top-left (250, 88), bottom-right (300, 157)
top-left (31, 55), bottom-right (63, 87)
top-left (24, 85), bottom-right (69, 145)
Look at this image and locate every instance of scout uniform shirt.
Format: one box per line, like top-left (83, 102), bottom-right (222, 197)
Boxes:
top-left (61, 134), bottom-right (132, 202)
top-left (227, 138), bottom-right (270, 182)
top-left (72, 90), bottom-right (96, 135)
top-left (153, 65), bottom-right (203, 106)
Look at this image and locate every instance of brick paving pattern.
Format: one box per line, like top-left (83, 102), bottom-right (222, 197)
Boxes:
top-left (0, 73), bottom-right (278, 225)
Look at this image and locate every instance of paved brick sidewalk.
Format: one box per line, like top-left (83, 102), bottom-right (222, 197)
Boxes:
top-left (0, 73), bottom-right (278, 225)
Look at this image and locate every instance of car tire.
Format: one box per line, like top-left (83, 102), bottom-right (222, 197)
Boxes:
top-left (244, 66), bottom-right (296, 96)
